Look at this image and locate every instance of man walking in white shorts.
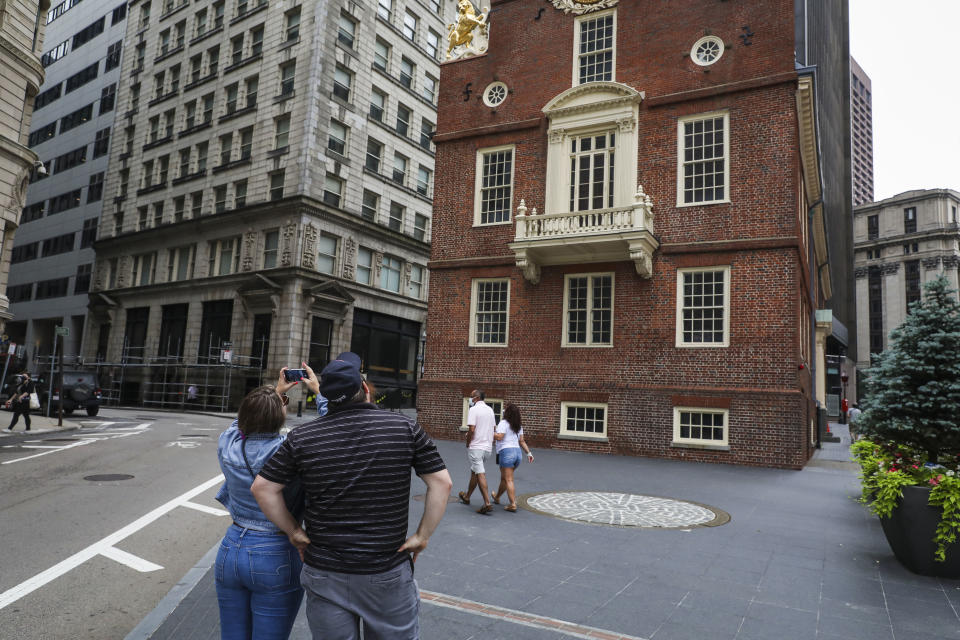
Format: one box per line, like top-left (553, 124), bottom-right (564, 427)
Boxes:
top-left (458, 389), bottom-right (496, 514)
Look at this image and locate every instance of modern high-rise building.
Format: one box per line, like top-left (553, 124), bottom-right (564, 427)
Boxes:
top-left (82, 0), bottom-right (453, 408)
top-left (6, 0), bottom-right (128, 360)
top-left (0, 0), bottom-right (49, 335)
top-left (850, 56), bottom-right (874, 207)
top-left (854, 189), bottom-right (960, 379)
top-left (795, 0), bottom-right (856, 414)
top-left (419, 0), bottom-right (834, 469)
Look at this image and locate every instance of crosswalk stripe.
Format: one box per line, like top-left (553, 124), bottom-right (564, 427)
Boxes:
top-left (99, 546), bottom-right (163, 573)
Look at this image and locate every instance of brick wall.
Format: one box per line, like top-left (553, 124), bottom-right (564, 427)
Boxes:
top-left (420, 0), bottom-right (816, 469)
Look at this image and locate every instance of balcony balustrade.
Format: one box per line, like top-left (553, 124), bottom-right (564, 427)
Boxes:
top-left (508, 185), bottom-right (659, 284)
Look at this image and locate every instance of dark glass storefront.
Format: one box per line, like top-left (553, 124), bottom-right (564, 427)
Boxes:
top-left (350, 309), bottom-right (420, 409)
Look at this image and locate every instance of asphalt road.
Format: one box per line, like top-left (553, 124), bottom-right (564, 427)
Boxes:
top-left (0, 408), bottom-right (235, 640)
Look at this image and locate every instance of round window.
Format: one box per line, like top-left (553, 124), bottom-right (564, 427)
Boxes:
top-left (691, 36), bottom-right (724, 66)
top-left (482, 81), bottom-right (508, 108)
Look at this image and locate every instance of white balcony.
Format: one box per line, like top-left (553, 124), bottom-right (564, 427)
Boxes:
top-left (508, 186), bottom-right (660, 284)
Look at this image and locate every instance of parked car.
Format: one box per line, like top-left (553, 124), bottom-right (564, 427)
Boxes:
top-left (37, 371), bottom-right (102, 416)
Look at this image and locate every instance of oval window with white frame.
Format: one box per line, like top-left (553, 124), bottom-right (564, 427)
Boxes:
top-left (691, 36), bottom-right (724, 66)
top-left (482, 81), bottom-right (508, 108)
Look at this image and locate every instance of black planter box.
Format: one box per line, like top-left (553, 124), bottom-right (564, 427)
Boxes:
top-left (879, 485), bottom-right (960, 578)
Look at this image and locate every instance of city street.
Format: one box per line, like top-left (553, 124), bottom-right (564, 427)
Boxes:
top-left (0, 409), bottom-right (234, 640)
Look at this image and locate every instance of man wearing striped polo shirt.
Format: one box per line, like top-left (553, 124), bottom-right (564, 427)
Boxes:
top-left (252, 352), bottom-right (452, 639)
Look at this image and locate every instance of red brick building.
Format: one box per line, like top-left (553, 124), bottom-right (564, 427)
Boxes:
top-left (418, 0), bottom-right (831, 469)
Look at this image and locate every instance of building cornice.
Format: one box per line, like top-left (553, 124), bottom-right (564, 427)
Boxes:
top-left (795, 73), bottom-right (832, 301)
top-left (0, 34), bottom-right (44, 88)
top-left (853, 189), bottom-right (960, 213)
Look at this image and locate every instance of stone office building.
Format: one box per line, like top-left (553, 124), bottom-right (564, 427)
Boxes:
top-left (854, 189), bottom-right (960, 376)
top-left (419, 0), bottom-right (834, 469)
top-left (0, 0), bottom-right (48, 334)
top-left (84, 0), bottom-right (454, 407)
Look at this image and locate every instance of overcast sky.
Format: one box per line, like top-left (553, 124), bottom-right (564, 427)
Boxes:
top-left (848, 0), bottom-right (959, 201)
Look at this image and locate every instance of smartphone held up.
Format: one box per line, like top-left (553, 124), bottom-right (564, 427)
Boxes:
top-left (283, 368), bottom-right (308, 382)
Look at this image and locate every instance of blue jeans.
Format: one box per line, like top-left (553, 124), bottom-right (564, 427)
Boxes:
top-left (215, 524), bottom-right (304, 640)
top-left (301, 560), bottom-right (419, 640)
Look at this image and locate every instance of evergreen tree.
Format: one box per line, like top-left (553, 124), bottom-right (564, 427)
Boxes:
top-left (859, 275), bottom-right (960, 461)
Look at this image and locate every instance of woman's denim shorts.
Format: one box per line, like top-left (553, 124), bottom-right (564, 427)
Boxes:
top-left (498, 447), bottom-right (522, 469)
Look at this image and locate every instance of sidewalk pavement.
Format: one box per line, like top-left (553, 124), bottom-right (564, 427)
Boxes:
top-left (130, 422), bottom-right (960, 640)
top-left (0, 411), bottom-right (84, 435)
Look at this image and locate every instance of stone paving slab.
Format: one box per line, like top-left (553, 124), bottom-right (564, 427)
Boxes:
top-left (139, 425), bottom-right (960, 639)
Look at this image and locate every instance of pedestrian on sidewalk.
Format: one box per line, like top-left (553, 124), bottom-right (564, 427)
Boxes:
top-left (252, 352), bottom-right (452, 640)
top-left (457, 389), bottom-right (496, 514)
top-left (213, 370), bottom-right (314, 640)
top-left (847, 402), bottom-right (862, 441)
top-left (491, 403), bottom-right (534, 513)
top-left (6, 372), bottom-right (34, 432)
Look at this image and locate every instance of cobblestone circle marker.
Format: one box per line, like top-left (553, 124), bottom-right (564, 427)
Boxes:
top-left (521, 491), bottom-right (729, 529)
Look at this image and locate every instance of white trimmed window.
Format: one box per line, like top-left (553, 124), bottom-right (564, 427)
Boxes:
top-left (317, 234), bottom-right (338, 274)
top-left (460, 397), bottom-right (503, 431)
top-left (673, 407), bottom-right (728, 446)
top-left (474, 146), bottom-right (514, 225)
top-left (676, 266), bottom-right (730, 347)
top-left (574, 10), bottom-right (615, 85)
top-left (470, 279), bottom-right (510, 346)
top-left (560, 402), bottom-right (607, 439)
top-left (570, 131), bottom-right (615, 211)
top-left (677, 111), bottom-right (729, 206)
top-left (563, 273), bottom-right (613, 346)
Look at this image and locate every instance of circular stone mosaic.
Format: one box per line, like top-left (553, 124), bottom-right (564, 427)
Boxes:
top-left (520, 491), bottom-right (729, 529)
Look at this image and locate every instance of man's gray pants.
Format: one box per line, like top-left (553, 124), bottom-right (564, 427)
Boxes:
top-left (301, 561), bottom-right (420, 639)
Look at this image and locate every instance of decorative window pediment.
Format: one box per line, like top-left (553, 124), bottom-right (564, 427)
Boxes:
top-left (542, 81), bottom-right (643, 120)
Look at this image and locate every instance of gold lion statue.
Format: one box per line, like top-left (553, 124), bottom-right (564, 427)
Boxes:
top-left (446, 0), bottom-right (489, 59)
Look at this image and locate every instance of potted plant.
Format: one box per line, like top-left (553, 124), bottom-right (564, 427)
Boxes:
top-left (853, 275), bottom-right (960, 577)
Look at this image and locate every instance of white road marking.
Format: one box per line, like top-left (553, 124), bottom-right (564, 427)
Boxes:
top-left (181, 501), bottom-right (229, 516)
top-left (0, 474), bottom-right (225, 610)
top-left (1, 423), bottom-right (151, 464)
top-left (19, 445), bottom-right (66, 449)
top-left (167, 440), bottom-right (201, 448)
top-left (1, 439), bottom-right (96, 464)
top-left (99, 546), bottom-right (164, 573)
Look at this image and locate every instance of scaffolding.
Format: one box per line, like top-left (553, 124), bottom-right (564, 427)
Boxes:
top-left (44, 337), bottom-right (269, 412)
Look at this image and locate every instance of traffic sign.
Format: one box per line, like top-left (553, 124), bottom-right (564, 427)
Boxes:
top-left (55, 326), bottom-right (69, 337)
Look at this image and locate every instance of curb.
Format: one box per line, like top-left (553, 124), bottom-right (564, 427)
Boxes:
top-left (0, 425), bottom-right (80, 436)
top-left (123, 540), bottom-right (220, 640)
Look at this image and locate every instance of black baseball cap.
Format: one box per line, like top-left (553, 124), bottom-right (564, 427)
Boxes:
top-left (335, 351), bottom-right (362, 370)
top-left (320, 352), bottom-right (363, 403)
